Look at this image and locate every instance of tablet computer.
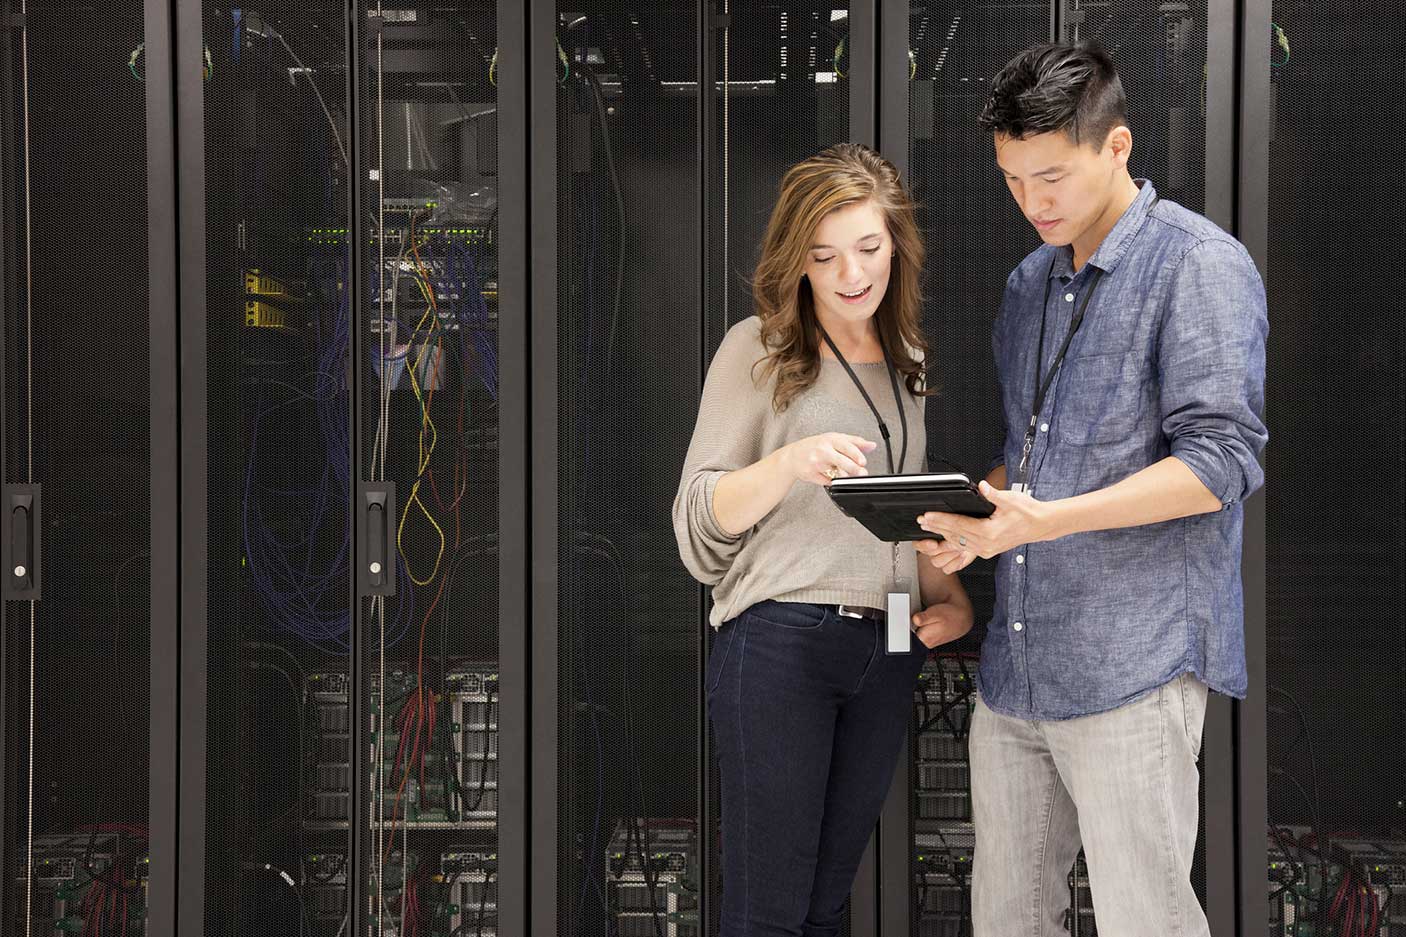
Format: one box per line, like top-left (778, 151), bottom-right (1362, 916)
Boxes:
top-left (826, 472), bottom-right (996, 543)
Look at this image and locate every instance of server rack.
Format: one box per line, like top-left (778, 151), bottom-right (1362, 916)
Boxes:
top-left (172, 1), bottom-right (526, 936)
top-left (0, 0), bottom-right (179, 934)
top-left (1255, 1), bottom-right (1406, 936)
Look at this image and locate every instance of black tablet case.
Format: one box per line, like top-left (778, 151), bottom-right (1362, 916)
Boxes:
top-left (826, 473), bottom-right (996, 542)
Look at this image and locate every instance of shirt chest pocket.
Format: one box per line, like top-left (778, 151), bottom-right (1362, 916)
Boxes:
top-left (1053, 351), bottom-right (1147, 446)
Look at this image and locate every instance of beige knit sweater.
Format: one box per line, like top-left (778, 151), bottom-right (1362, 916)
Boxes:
top-left (672, 316), bottom-right (926, 630)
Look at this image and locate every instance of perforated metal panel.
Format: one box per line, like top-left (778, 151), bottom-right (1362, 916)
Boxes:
top-left (1263, 3), bottom-right (1406, 933)
top-left (355, 4), bottom-right (505, 936)
top-left (201, 6), bottom-right (354, 934)
top-left (2, 3), bottom-right (153, 934)
top-left (555, 6), bottom-right (704, 936)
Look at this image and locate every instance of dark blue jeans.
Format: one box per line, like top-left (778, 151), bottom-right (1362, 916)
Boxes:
top-left (706, 599), bottom-right (928, 937)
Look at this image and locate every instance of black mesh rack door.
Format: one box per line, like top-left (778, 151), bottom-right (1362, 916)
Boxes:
top-left (199, 4), bottom-right (355, 934)
top-left (1262, 2), bottom-right (1406, 935)
top-left (2, 2), bottom-right (157, 935)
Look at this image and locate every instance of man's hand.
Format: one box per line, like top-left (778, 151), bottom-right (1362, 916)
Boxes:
top-left (914, 480), bottom-right (1063, 575)
top-left (911, 598), bottom-right (974, 649)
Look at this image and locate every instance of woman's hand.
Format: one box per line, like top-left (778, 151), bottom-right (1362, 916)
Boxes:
top-left (780, 433), bottom-right (879, 486)
top-left (911, 598), bottom-right (974, 649)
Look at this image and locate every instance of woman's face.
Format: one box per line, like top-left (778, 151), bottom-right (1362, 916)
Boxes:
top-left (803, 199), bottom-right (893, 331)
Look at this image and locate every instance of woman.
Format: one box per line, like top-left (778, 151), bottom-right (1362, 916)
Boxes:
top-left (673, 142), bottom-right (974, 936)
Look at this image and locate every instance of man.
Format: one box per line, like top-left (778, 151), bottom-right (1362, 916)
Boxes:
top-left (914, 42), bottom-right (1267, 936)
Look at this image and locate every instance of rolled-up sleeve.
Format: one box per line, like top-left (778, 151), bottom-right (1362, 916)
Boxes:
top-left (1158, 239), bottom-right (1269, 506)
top-left (672, 325), bottom-right (765, 585)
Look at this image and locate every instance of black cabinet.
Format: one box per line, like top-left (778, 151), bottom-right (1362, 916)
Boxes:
top-left (0, 4), bottom-right (167, 935)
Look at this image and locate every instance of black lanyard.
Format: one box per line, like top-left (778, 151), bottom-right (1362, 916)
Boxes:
top-left (1014, 256), bottom-right (1105, 488)
top-left (1015, 194), bottom-right (1158, 488)
top-left (819, 326), bottom-right (909, 475)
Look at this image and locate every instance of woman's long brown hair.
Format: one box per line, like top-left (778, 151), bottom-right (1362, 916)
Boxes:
top-left (749, 142), bottom-right (933, 413)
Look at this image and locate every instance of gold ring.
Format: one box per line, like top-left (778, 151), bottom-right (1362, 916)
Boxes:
top-left (824, 466), bottom-right (840, 480)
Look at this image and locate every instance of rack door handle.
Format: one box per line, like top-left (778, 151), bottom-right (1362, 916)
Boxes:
top-left (359, 482), bottom-right (396, 596)
top-left (3, 485), bottom-right (40, 600)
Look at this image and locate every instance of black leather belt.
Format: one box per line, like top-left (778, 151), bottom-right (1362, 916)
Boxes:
top-left (836, 604), bottom-right (885, 622)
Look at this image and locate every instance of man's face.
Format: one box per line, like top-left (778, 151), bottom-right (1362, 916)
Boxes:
top-left (994, 127), bottom-right (1127, 249)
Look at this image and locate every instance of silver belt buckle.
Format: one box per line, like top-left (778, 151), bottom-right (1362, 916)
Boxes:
top-left (837, 604), bottom-right (868, 620)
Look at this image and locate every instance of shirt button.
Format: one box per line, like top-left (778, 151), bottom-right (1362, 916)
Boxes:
top-left (1012, 621), bottom-right (1024, 632)
top-left (1064, 292), bottom-right (1075, 302)
top-left (1015, 555), bottom-right (1025, 565)
top-left (1039, 422), bottom-right (1049, 432)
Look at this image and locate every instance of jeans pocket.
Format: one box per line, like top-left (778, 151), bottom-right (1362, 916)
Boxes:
top-left (744, 600), bottom-right (830, 631)
top-left (1178, 673), bottom-right (1208, 757)
top-left (705, 621), bottom-right (741, 696)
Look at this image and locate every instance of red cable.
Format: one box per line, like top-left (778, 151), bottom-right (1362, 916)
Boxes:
top-left (1332, 874), bottom-right (1349, 921)
top-left (393, 699), bottom-right (413, 772)
top-left (383, 692), bottom-right (420, 867)
top-left (421, 691), bottom-right (438, 795)
top-left (405, 690), bottom-right (426, 809)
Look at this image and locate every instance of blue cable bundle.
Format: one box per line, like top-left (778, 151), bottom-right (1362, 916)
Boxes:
top-left (241, 248), bottom-right (415, 652)
top-left (445, 235), bottom-right (499, 401)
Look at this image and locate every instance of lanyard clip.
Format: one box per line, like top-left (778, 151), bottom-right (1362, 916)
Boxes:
top-left (1016, 425), bottom-right (1036, 486)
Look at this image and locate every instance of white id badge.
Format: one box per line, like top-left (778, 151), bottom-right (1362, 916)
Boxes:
top-left (886, 578), bottom-right (912, 655)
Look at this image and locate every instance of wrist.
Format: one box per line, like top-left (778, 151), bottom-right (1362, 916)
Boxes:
top-left (1039, 497), bottom-right (1081, 541)
top-left (766, 444), bottom-right (796, 484)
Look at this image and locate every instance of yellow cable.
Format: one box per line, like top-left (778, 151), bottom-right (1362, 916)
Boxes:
top-left (395, 243), bottom-right (448, 586)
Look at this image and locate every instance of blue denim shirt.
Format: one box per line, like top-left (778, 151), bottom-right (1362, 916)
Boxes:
top-left (979, 181), bottom-right (1268, 720)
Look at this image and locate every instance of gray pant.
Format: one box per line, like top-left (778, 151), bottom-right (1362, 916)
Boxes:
top-left (969, 673), bottom-right (1210, 937)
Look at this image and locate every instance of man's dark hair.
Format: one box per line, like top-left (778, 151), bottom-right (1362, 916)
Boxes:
top-left (979, 42), bottom-right (1127, 148)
